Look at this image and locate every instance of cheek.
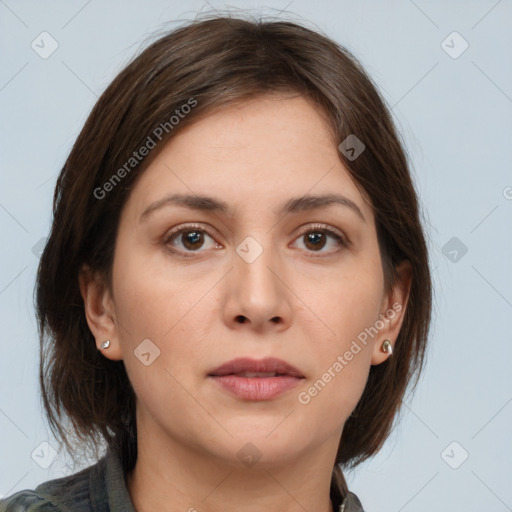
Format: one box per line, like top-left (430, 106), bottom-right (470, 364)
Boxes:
top-left (110, 247), bottom-right (208, 429)
top-left (111, 242), bottom-right (220, 384)
top-left (112, 239), bottom-right (205, 339)
top-left (295, 254), bottom-right (383, 416)
top-left (299, 253), bottom-right (384, 343)
top-left (297, 302), bottom-right (376, 432)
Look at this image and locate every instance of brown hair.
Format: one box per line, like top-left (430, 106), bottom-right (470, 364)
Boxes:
top-left (36, 11), bottom-right (432, 499)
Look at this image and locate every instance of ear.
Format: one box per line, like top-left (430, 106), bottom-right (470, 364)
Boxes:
top-left (78, 264), bottom-right (123, 361)
top-left (371, 260), bottom-right (412, 365)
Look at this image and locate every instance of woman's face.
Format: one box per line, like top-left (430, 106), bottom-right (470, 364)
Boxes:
top-left (83, 93), bottom-right (409, 469)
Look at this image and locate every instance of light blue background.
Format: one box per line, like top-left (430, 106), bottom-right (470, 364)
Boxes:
top-left (1, 1), bottom-right (511, 511)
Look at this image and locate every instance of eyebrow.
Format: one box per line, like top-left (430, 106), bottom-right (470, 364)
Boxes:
top-left (139, 192), bottom-right (366, 223)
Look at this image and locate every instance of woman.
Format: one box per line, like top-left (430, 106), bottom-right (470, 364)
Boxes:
top-left (0, 12), bottom-right (431, 512)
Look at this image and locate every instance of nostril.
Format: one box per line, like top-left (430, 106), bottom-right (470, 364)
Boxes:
top-left (234, 315), bottom-right (281, 324)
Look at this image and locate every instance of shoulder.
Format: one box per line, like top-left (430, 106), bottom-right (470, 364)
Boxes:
top-left (340, 490), bottom-right (365, 512)
top-left (0, 455), bottom-right (108, 512)
top-left (0, 489), bottom-right (51, 511)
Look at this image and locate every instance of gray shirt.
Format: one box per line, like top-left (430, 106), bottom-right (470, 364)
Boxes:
top-left (0, 448), bottom-right (365, 511)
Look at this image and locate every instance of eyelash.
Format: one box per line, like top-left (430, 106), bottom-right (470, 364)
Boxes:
top-left (163, 223), bottom-right (348, 258)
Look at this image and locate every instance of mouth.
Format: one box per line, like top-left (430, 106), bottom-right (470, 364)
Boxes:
top-left (208, 357), bottom-right (305, 379)
top-left (224, 371), bottom-right (286, 378)
top-left (208, 357), bottom-right (305, 401)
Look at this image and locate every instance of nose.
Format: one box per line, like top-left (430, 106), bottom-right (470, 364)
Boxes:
top-left (222, 236), bottom-right (293, 334)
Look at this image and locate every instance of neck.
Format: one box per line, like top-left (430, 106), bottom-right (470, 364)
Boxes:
top-left (126, 417), bottom-right (339, 512)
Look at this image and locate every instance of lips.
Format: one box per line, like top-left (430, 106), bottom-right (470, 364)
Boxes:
top-left (208, 357), bottom-right (305, 378)
top-left (208, 357), bottom-right (305, 401)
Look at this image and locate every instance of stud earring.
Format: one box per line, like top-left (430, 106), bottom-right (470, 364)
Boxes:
top-left (381, 339), bottom-right (393, 355)
top-left (100, 340), bottom-right (110, 350)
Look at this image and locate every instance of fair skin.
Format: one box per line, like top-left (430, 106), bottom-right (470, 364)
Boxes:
top-left (79, 94), bottom-right (411, 512)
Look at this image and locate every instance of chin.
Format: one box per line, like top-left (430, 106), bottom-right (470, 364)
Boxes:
top-left (220, 424), bottom-right (312, 463)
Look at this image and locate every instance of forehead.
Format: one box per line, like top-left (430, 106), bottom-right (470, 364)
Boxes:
top-left (124, 94), bottom-right (372, 222)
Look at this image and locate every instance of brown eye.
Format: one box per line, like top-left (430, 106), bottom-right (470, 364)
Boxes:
top-left (165, 225), bottom-right (219, 255)
top-left (293, 225), bottom-right (346, 254)
top-left (303, 231), bottom-right (328, 251)
top-left (179, 230), bottom-right (205, 250)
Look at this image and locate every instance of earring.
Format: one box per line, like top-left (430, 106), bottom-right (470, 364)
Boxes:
top-left (100, 340), bottom-right (110, 350)
top-left (381, 339), bottom-right (393, 355)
